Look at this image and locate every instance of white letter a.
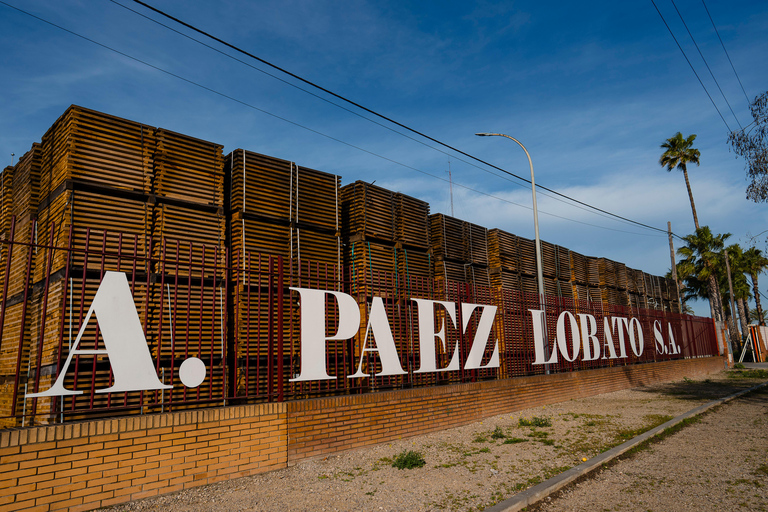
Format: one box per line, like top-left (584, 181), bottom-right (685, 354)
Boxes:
top-left (27, 271), bottom-right (171, 397)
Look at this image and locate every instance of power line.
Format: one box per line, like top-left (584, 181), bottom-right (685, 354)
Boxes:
top-left (650, 0), bottom-right (732, 132)
top-left (700, 0), bottom-right (751, 107)
top-left (0, 0), bottom-right (670, 240)
top-left (125, 0), bottom-right (674, 237)
top-left (108, 0), bottom-right (648, 232)
top-left (669, 0), bottom-right (742, 129)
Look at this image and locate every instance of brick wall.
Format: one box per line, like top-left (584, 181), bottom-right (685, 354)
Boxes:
top-left (286, 357), bottom-right (724, 462)
top-left (0, 403), bottom-right (286, 511)
top-left (1, 357), bottom-right (723, 511)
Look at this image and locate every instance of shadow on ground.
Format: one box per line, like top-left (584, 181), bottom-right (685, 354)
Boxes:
top-left (636, 369), bottom-right (768, 401)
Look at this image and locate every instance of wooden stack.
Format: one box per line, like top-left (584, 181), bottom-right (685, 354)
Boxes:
top-left (341, 181), bottom-right (397, 296)
top-left (227, 149), bottom-right (340, 395)
top-left (0, 145), bottom-right (42, 426)
top-left (394, 192), bottom-right (432, 288)
top-left (597, 258), bottom-right (628, 307)
top-left (429, 214), bottom-right (490, 289)
top-left (152, 128), bottom-right (225, 276)
top-left (6, 106), bottom-right (231, 423)
top-left (228, 150), bottom-right (340, 272)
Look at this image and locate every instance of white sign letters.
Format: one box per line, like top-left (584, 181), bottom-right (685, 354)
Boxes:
top-left (531, 309), bottom-right (678, 365)
top-left (290, 289), bottom-right (500, 381)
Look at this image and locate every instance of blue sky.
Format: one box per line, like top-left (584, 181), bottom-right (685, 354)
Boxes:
top-left (1, 0), bottom-right (767, 316)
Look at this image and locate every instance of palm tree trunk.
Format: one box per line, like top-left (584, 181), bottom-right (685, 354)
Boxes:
top-left (737, 298), bottom-right (749, 339)
top-left (707, 274), bottom-right (723, 323)
top-left (682, 169), bottom-right (700, 229)
top-left (752, 272), bottom-right (764, 325)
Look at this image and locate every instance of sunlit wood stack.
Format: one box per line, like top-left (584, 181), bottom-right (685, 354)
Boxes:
top-left (4, 146), bottom-right (42, 298)
top-left (39, 105), bottom-right (154, 199)
top-left (394, 191), bottom-right (432, 287)
top-left (228, 150), bottom-right (340, 273)
top-left (0, 146), bottom-right (42, 426)
top-left (429, 213), bottom-right (490, 289)
top-left (227, 149), bottom-right (340, 389)
top-left (152, 129), bottom-right (225, 276)
top-left (341, 181), bottom-right (397, 296)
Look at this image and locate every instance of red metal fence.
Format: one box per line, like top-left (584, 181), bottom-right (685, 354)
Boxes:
top-left (0, 221), bottom-right (720, 427)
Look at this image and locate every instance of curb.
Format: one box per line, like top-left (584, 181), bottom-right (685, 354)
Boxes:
top-left (484, 380), bottom-right (768, 512)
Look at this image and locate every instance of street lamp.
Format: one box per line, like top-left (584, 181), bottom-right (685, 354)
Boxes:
top-left (476, 132), bottom-right (549, 368)
top-left (475, 133), bottom-right (545, 304)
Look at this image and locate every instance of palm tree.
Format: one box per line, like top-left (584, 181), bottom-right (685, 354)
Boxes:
top-left (742, 247), bottom-right (768, 325)
top-left (723, 244), bottom-right (751, 337)
top-left (660, 132), bottom-right (702, 229)
top-left (677, 227), bottom-right (729, 324)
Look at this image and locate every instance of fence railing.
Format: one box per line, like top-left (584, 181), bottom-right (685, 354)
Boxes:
top-left (0, 220), bottom-right (720, 427)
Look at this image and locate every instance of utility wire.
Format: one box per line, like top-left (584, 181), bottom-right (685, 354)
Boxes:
top-left (700, 0), bottom-right (751, 107)
top-left (0, 0), bottom-right (668, 240)
top-left (650, 0), bottom-right (731, 132)
top-left (109, 0), bottom-right (645, 232)
top-left (670, 0), bottom-right (742, 129)
top-left (126, 0), bottom-right (674, 236)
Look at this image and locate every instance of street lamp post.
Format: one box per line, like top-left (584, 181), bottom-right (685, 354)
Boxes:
top-left (475, 132), bottom-right (549, 368)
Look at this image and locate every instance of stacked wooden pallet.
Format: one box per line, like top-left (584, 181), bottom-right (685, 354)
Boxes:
top-left (341, 181), bottom-right (395, 287)
top-left (394, 191), bottom-right (432, 287)
top-left (152, 129), bottom-right (225, 276)
top-left (570, 251), bottom-right (589, 286)
top-left (227, 149), bottom-right (340, 395)
top-left (0, 146), bottom-right (42, 425)
top-left (39, 105), bottom-right (154, 199)
top-left (489, 230), bottom-right (572, 300)
top-left (228, 150), bottom-right (340, 271)
top-left (429, 214), bottom-right (489, 289)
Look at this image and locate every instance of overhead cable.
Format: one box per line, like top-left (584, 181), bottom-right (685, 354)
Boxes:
top-left (669, 0), bottom-right (742, 129)
top-left (0, 0), bottom-right (670, 240)
top-left (126, 0), bottom-right (673, 236)
top-left (650, 0), bottom-right (732, 132)
top-left (700, 0), bottom-right (751, 107)
top-left (108, 0), bottom-right (635, 228)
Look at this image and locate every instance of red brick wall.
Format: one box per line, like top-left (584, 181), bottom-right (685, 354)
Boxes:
top-left (0, 403), bottom-right (286, 511)
top-left (1, 357), bottom-right (724, 510)
top-left (286, 357), bottom-right (724, 462)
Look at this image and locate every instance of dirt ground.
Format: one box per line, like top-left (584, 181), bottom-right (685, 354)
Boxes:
top-left (100, 368), bottom-right (768, 512)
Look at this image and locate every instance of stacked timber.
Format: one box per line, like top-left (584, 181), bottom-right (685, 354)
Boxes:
top-left (0, 146), bottom-right (42, 426)
top-left (11, 106), bottom-right (230, 423)
top-left (394, 192), bottom-right (432, 288)
top-left (38, 105), bottom-right (154, 198)
top-left (341, 181), bottom-right (431, 295)
top-left (488, 229), bottom-right (572, 300)
top-left (597, 258), bottom-right (629, 308)
top-left (149, 129), bottom-right (226, 407)
top-left (228, 149), bottom-right (340, 271)
top-left (227, 149), bottom-right (340, 396)
top-left (430, 213), bottom-right (489, 289)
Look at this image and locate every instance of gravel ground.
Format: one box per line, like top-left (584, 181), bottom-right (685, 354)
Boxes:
top-left (100, 369), bottom-right (768, 512)
top-left (532, 375), bottom-right (768, 512)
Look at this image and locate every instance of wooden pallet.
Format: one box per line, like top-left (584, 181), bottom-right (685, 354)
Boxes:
top-left (154, 129), bottom-right (224, 207)
top-left (152, 202), bottom-right (225, 277)
top-left (40, 105), bottom-right (154, 198)
top-left (35, 187), bottom-right (152, 281)
top-left (341, 181), bottom-right (396, 243)
top-left (488, 229), bottom-right (520, 273)
top-left (227, 150), bottom-right (339, 232)
top-left (395, 192), bottom-right (430, 250)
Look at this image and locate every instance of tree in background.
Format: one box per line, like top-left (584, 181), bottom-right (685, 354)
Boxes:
top-left (742, 246), bottom-right (768, 325)
top-left (677, 227), bottom-right (728, 325)
top-left (722, 244), bottom-right (751, 338)
top-left (660, 132), bottom-right (702, 229)
top-left (728, 91), bottom-right (768, 202)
